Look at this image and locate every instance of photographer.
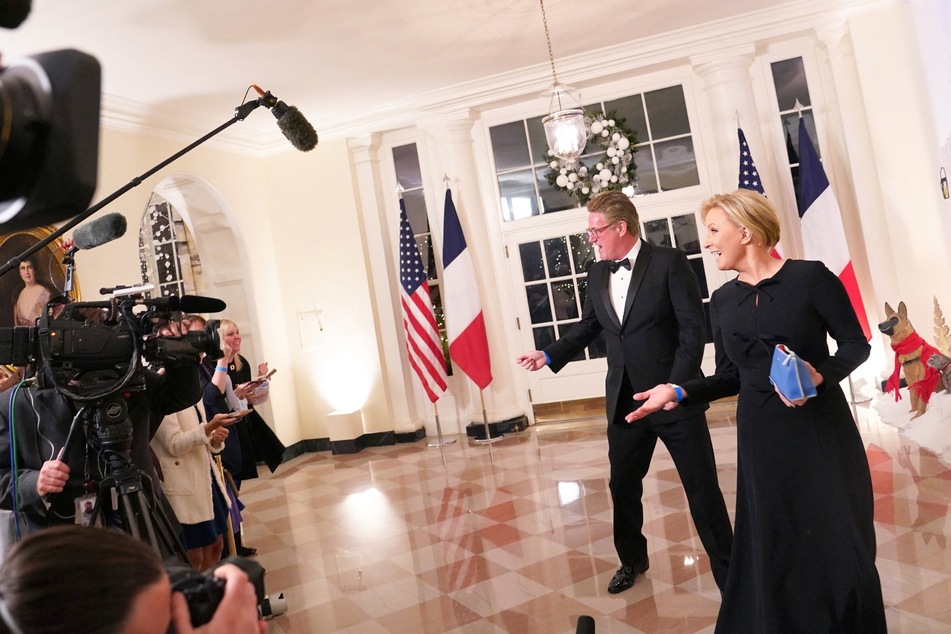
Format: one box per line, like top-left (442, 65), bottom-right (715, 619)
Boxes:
top-left (0, 319), bottom-right (201, 535)
top-left (0, 524), bottom-right (266, 634)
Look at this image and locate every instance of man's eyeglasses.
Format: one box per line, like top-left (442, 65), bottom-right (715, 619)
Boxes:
top-left (586, 222), bottom-right (617, 239)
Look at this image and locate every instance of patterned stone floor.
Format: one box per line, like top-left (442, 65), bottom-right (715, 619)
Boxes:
top-left (240, 400), bottom-right (951, 633)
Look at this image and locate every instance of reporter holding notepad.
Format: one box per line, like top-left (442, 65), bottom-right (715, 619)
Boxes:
top-left (628, 190), bottom-right (884, 633)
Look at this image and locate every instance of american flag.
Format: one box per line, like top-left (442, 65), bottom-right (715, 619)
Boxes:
top-left (737, 127), bottom-right (782, 259)
top-left (738, 127), bottom-right (765, 195)
top-left (399, 199), bottom-right (448, 402)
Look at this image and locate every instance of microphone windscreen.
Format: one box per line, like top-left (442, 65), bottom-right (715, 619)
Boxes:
top-left (276, 105), bottom-right (318, 152)
top-left (0, 0), bottom-right (31, 28)
top-left (576, 615), bottom-right (595, 634)
top-left (73, 213), bottom-right (127, 250)
top-left (171, 295), bottom-right (227, 314)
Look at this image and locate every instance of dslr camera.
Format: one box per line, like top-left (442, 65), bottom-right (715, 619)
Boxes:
top-left (167, 556), bottom-right (286, 625)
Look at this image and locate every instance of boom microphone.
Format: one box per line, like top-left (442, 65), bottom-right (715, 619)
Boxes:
top-left (167, 295), bottom-right (227, 314)
top-left (0, 0), bottom-right (31, 28)
top-left (252, 85), bottom-right (318, 152)
top-left (72, 212), bottom-right (127, 250)
top-left (576, 615), bottom-right (595, 634)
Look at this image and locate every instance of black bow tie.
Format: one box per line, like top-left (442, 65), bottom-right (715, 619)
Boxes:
top-left (608, 259), bottom-right (631, 273)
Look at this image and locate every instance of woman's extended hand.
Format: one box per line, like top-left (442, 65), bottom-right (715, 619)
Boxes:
top-left (624, 384), bottom-right (680, 423)
top-left (775, 358), bottom-right (823, 408)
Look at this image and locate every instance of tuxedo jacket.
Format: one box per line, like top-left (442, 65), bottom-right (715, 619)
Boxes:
top-left (545, 240), bottom-right (708, 425)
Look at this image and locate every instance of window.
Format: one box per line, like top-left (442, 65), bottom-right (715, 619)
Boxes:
top-left (516, 232), bottom-right (605, 359)
top-left (138, 193), bottom-right (202, 300)
top-left (641, 213), bottom-right (712, 343)
top-left (490, 85), bottom-right (701, 222)
top-left (770, 57), bottom-right (819, 209)
top-left (393, 143), bottom-right (452, 373)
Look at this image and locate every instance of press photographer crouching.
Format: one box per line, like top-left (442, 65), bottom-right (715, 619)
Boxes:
top-left (0, 524), bottom-right (266, 634)
top-left (0, 292), bottom-right (217, 553)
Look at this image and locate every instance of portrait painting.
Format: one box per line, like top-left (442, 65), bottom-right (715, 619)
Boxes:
top-left (0, 226), bottom-right (74, 330)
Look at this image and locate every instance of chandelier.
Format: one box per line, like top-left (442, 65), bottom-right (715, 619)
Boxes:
top-left (538, 0), bottom-right (587, 162)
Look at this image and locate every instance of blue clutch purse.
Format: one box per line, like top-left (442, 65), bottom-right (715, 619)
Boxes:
top-left (769, 344), bottom-right (817, 401)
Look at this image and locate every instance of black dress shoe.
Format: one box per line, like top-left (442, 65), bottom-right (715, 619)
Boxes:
top-left (607, 560), bottom-right (649, 594)
top-left (237, 545), bottom-right (258, 557)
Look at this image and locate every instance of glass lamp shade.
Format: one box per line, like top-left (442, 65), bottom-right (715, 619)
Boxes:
top-left (543, 108), bottom-right (587, 161)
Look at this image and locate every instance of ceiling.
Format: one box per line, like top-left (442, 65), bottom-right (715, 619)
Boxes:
top-left (2, 0), bottom-right (795, 150)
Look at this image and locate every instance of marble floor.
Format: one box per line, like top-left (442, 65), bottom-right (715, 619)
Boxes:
top-left (240, 400), bottom-right (951, 633)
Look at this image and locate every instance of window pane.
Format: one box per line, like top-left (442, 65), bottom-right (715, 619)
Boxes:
top-left (550, 281), bottom-right (579, 320)
top-left (604, 95), bottom-right (646, 141)
top-left (527, 116), bottom-right (550, 167)
top-left (655, 137), bottom-right (700, 190)
top-left (417, 234), bottom-right (438, 280)
top-left (403, 189), bottom-right (429, 234)
top-left (633, 148), bottom-right (658, 194)
top-left (645, 86), bottom-right (690, 139)
top-left (543, 237), bottom-right (571, 278)
top-left (526, 283), bottom-right (553, 324)
top-left (672, 213), bottom-right (701, 255)
top-left (533, 326), bottom-right (556, 350)
top-left (689, 258), bottom-right (709, 299)
top-left (643, 218), bottom-right (671, 248)
top-left (490, 121), bottom-right (531, 171)
top-left (393, 144), bottom-right (423, 189)
top-left (771, 57), bottom-right (811, 112)
top-left (519, 241), bottom-right (545, 282)
top-left (577, 277), bottom-right (589, 308)
top-left (569, 234), bottom-right (595, 274)
top-left (499, 170), bottom-right (539, 221)
top-left (784, 111), bottom-right (819, 161)
top-left (536, 167), bottom-right (578, 213)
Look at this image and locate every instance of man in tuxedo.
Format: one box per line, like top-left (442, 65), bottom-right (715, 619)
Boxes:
top-left (516, 191), bottom-right (732, 594)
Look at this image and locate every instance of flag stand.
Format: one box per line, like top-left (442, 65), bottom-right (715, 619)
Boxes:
top-left (427, 402), bottom-right (456, 448)
top-left (472, 390), bottom-right (503, 444)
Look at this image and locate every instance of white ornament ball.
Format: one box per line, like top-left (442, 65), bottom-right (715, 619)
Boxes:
top-left (581, 187), bottom-right (590, 194)
top-left (550, 161), bottom-right (558, 169)
top-left (590, 121), bottom-right (604, 135)
top-left (568, 172), bottom-right (578, 182)
top-left (567, 182), bottom-right (575, 190)
top-left (608, 119), bottom-right (615, 126)
top-left (579, 166), bottom-right (588, 175)
top-left (606, 147), bottom-right (617, 158)
top-left (596, 163), bottom-right (604, 170)
top-left (601, 130), bottom-right (609, 137)
top-left (617, 137), bottom-right (630, 151)
top-left (612, 156), bottom-right (620, 164)
top-left (611, 175), bottom-right (619, 183)
top-left (599, 168), bottom-right (613, 182)
top-left (560, 168), bottom-right (568, 175)
top-left (612, 132), bottom-right (620, 142)
top-left (556, 174), bottom-right (569, 187)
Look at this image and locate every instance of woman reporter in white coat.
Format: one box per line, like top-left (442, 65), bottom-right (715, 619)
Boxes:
top-left (151, 407), bottom-right (240, 571)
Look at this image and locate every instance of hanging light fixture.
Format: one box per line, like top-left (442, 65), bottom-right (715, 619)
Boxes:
top-left (538, 0), bottom-right (587, 163)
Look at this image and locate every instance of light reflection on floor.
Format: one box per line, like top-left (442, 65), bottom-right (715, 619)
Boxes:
top-left (241, 401), bottom-right (951, 633)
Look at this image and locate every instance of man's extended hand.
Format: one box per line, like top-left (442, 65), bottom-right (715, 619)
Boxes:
top-left (515, 351), bottom-right (548, 371)
top-left (37, 459), bottom-right (70, 496)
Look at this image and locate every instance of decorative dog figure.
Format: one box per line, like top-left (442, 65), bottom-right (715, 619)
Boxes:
top-left (879, 301), bottom-right (942, 418)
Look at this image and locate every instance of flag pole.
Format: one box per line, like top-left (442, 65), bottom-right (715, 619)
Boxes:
top-left (847, 374), bottom-right (871, 405)
top-left (472, 390), bottom-right (503, 444)
top-left (427, 402), bottom-right (456, 447)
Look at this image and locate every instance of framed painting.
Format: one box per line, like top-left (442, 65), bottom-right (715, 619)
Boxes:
top-left (0, 226), bottom-right (78, 330)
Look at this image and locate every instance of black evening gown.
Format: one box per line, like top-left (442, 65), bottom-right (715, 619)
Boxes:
top-left (228, 355), bottom-right (286, 480)
top-left (683, 260), bottom-right (886, 633)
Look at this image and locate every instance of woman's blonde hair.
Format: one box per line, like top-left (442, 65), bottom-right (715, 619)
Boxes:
top-left (219, 318), bottom-right (244, 372)
top-left (699, 189), bottom-right (781, 249)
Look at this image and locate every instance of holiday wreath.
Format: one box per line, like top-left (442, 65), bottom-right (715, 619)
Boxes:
top-left (545, 111), bottom-right (638, 206)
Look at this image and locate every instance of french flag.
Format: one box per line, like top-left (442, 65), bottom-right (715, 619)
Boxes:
top-left (797, 118), bottom-right (872, 340)
top-left (441, 189), bottom-right (493, 389)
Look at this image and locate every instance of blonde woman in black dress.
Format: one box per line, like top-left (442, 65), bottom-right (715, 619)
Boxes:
top-left (629, 190), bottom-right (885, 633)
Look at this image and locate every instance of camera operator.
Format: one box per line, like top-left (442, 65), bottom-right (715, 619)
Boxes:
top-left (0, 524), bottom-right (266, 634)
top-left (0, 319), bottom-right (201, 536)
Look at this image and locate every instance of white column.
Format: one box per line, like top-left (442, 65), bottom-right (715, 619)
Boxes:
top-left (418, 110), bottom-right (527, 430)
top-left (814, 24), bottom-right (899, 343)
top-left (692, 46), bottom-right (800, 255)
top-left (348, 135), bottom-right (421, 435)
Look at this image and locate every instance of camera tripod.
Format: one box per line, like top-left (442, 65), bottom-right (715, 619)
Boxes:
top-left (64, 394), bottom-right (189, 562)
